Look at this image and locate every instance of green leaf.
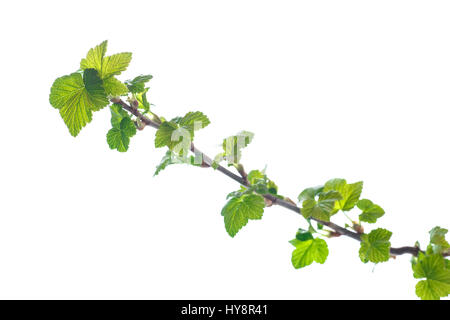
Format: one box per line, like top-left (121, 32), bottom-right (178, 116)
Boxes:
top-left (80, 40), bottom-right (132, 79)
top-left (295, 229), bottom-right (314, 241)
top-left (103, 77), bottom-right (128, 96)
top-left (110, 104), bottom-right (129, 128)
top-left (300, 191), bottom-right (342, 222)
top-left (136, 88), bottom-right (150, 113)
top-left (154, 150), bottom-right (202, 176)
top-left (106, 117), bottom-right (136, 152)
top-left (49, 69), bottom-right (108, 137)
top-left (120, 117), bottom-right (137, 137)
top-left (212, 153), bottom-right (224, 169)
top-left (429, 227), bottom-right (450, 253)
top-left (178, 111), bottom-right (210, 135)
top-left (357, 199), bottom-right (385, 223)
top-left (413, 253), bottom-right (450, 300)
top-left (79, 40), bottom-right (107, 74)
top-left (359, 228), bottom-right (392, 263)
top-left (125, 74), bottom-right (153, 93)
top-left (290, 237), bottom-right (329, 269)
top-left (154, 112), bottom-right (210, 154)
top-left (247, 170), bottom-right (265, 185)
top-left (324, 178), bottom-right (363, 212)
top-left (221, 194), bottom-right (265, 237)
top-left (222, 131), bottom-right (254, 164)
top-left (107, 128), bottom-right (128, 152)
top-left (298, 186), bottom-right (324, 202)
top-left (154, 121), bottom-right (183, 148)
top-left (154, 151), bottom-right (177, 176)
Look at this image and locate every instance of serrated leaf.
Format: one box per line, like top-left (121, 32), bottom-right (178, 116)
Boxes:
top-left (324, 178), bottom-right (363, 212)
top-left (107, 128), bottom-right (128, 152)
top-left (154, 151), bottom-right (176, 176)
top-left (154, 112), bottom-right (209, 154)
top-left (154, 121), bottom-right (183, 148)
top-left (49, 69), bottom-right (108, 137)
top-left (290, 238), bottom-right (329, 269)
top-left (222, 131), bottom-right (254, 164)
top-left (125, 74), bottom-right (153, 93)
top-left (359, 228), bottom-right (392, 263)
top-left (136, 88), bottom-right (150, 113)
top-left (300, 191), bottom-right (342, 222)
top-left (120, 117), bottom-right (137, 137)
top-left (221, 194), bottom-right (265, 237)
top-left (106, 117), bottom-right (136, 152)
top-left (429, 227), bottom-right (450, 252)
top-left (298, 185), bottom-right (324, 202)
top-left (178, 111), bottom-right (210, 135)
top-left (100, 53), bottom-right (132, 78)
top-left (80, 41), bottom-right (107, 74)
top-left (357, 199), bottom-right (385, 223)
top-left (412, 253), bottom-right (450, 300)
top-left (154, 150), bottom-right (202, 176)
top-left (110, 104), bottom-right (129, 128)
top-left (247, 170), bottom-right (265, 185)
top-left (80, 40), bottom-right (132, 79)
top-left (103, 77), bottom-right (128, 96)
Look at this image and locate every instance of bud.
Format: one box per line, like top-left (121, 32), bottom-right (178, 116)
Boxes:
top-left (352, 222), bottom-right (364, 234)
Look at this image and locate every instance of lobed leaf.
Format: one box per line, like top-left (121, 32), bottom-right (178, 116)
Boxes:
top-left (324, 178), bottom-right (363, 212)
top-left (357, 199), bottom-right (385, 223)
top-left (154, 150), bottom-right (202, 176)
top-left (49, 69), bottom-right (108, 136)
top-left (300, 191), bottom-right (342, 222)
top-left (221, 194), bottom-right (265, 237)
top-left (106, 117), bottom-right (136, 152)
top-left (290, 237), bottom-right (329, 269)
top-left (126, 75), bottom-right (153, 93)
top-left (429, 226), bottom-right (450, 253)
top-left (412, 253), bottom-right (450, 300)
top-left (359, 228), bottom-right (392, 263)
top-left (80, 40), bottom-right (132, 79)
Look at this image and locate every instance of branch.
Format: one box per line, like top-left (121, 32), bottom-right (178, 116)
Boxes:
top-left (114, 98), bottom-right (438, 258)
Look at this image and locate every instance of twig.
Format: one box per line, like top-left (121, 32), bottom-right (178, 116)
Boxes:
top-left (114, 98), bottom-right (441, 258)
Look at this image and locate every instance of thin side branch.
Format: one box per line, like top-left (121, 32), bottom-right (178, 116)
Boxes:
top-left (115, 98), bottom-right (440, 258)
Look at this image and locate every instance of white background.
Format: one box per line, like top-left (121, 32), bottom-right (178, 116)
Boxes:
top-left (0, 0), bottom-right (449, 299)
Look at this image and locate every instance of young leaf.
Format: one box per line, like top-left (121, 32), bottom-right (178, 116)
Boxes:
top-left (49, 69), bottom-right (108, 137)
top-left (429, 226), bottom-right (450, 254)
top-left (221, 194), bottom-right (265, 237)
top-left (126, 75), bottom-right (153, 93)
top-left (154, 112), bottom-right (210, 154)
top-left (103, 77), bottom-right (128, 96)
top-left (154, 121), bottom-right (183, 148)
top-left (289, 237), bottom-right (329, 269)
top-left (247, 170), bottom-right (265, 185)
top-left (298, 185), bottom-right (324, 202)
top-left (222, 131), bottom-right (254, 165)
top-left (359, 228), bottom-right (392, 263)
top-left (110, 104), bottom-right (129, 128)
top-left (178, 111), bottom-right (211, 135)
top-left (412, 253), bottom-right (450, 300)
top-left (106, 117), bottom-right (137, 152)
top-left (324, 178), bottom-right (363, 212)
top-left (136, 88), bottom-right (151, 113)
top-left (80, 40), bottom-right (132, 79)
top-left (120, 117), bottom-right (137, 137)
top-left (154, 150), bottom-right (202, 176)
top-left (357, 199), bottom-right (385, 223)
top-left (300, 191), bottom-right (342, 222)
top-left (295, 229), bottom-right (314, 241)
